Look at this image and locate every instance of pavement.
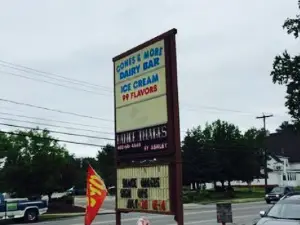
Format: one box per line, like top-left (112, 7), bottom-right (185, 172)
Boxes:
top-left (74, 195), bottom-right (115, 213)
top-left (33, 201), bottom-right (270, 225)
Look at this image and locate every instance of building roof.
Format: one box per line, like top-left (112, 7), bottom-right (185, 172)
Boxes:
top-left (266, 132), bottom-right (300, 163)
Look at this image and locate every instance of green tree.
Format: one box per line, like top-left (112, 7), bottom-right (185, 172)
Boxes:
top-left (96, 144), bottom-right (115, 187)
top-left (71, 156), bottom-right (99, 189)
top-left (182, 120), bottom-right (265, 188)
top-left (182, 120), bottom-right (243, 187)
top-left (1, 129), bottom-right (75, 199)
top-left (237, 128), bottom-right (266, 185)
top-left (270, 1), bottom-right (300, 124)
top-left (182, 126), bottom-right (221, 187)
top-left (276, 121), bottom-right (299, 133)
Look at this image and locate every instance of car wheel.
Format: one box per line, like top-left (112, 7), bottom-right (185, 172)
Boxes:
top-left (24, 208), bottom-right (39, 223)
top-left (266, 200), bottom-right (271, 204)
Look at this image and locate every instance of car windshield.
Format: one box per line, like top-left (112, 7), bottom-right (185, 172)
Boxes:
top-left (271, 187), bottom-right (284, 193)
top-left (267, 202), bottom-right (300, 219)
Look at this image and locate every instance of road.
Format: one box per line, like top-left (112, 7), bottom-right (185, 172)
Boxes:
top-left (74, 196), bottom-right (115, 213)
top-left (27, 201), bottom-right (271, 225)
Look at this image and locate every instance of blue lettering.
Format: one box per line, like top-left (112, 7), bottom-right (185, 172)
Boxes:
top-left (117, 56), bottom-right (136, 73)
top-left (119, 65), bottom-right (141, 80)
top-left (143, 57), bottom-right (160, 71)
top-left (143, 47), bottom-right (163, 60)
top-left (133, 74), bottom-right (159, 89)
top-left (121, 83), bottom-right (131, 93)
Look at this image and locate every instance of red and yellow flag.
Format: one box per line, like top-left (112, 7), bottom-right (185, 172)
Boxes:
top-left (85, 165), bottom-right (107, 225)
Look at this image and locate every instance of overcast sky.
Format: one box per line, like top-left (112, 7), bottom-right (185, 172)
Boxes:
top-left (0, 0), bottom-right (298, 157)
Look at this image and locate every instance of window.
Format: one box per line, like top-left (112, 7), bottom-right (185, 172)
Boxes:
top-left (288, 172), bottom-right (296, 181)
top-left (267, 202), bottom-right (300, 219)
top-left (283, 173), bottom-right (296, 181)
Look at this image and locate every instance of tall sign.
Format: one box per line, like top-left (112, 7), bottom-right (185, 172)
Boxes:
top-left (113, 28), bottom-right (183, 225)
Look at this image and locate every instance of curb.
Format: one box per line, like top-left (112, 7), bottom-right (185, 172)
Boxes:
top-left (198, 198), bottom-right (263, 205)
top-left (183, 198), bottom-right (264, 206)
top-left (43, 210), bottom-right (115, 217)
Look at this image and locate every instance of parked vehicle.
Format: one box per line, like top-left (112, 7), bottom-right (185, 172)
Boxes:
top-left (254, 192), bottom-right (300, 225)
top-left (66, 186), bottom-right (86, 196)
top-left (265, 186), bottom-right (294, 204)
top-left (0, 192), bottom-right (48, 223)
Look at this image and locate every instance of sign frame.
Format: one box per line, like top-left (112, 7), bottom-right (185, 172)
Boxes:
top-left (113, 28), bottom-right (180, 161)
top-left (113, 28), bottom-right (183, 225)
top-left (115, 163), bottom-right (174, 215)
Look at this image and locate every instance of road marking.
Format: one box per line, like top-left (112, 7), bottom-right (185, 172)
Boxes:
top-left (70, 206), bottom-right (260, 225)
top-left (165, 214), bottom-right (257, 225)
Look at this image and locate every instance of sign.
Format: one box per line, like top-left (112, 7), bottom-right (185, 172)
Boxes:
top-left (116, 124), bottom-right (167, 155)
top-left (116, 165), bottom-right (171, 213)
top-left (137, 217), bottom-right (151, 225)
top-left (113, 29), bottom-right (183, 225)
top-left (216, 203), bottom-right (233, 224)
top-left (113, 30), bottom-right (177, 159)
top-left (114, 40), bottom-right (167, 134)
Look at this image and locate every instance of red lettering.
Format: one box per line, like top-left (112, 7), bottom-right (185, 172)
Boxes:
top-left (149, 86), bottom-right (154, 93)
top-left (152, 200), bottom-right (158, 210)
top-left (122, 93), bottom-right (129, 101)
top-left (144, 87), bottom-right (150, 95)
top-left (139, 200), bottom-right (148, 210)
top-left (130, 84), bottom-right (159, 99)
top-left (151, 200), bottom-right (166, 211)
top-left (161, 200), bottom-right (166, 211)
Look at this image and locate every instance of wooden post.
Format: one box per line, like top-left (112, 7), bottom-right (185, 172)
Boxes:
top-left (116, 211), bottom-right (121, 225)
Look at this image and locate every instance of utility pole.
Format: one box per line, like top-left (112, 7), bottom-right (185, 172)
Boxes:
top-left (256, 113), bottom-right (273, 194)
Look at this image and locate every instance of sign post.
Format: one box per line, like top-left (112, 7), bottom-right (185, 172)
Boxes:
top-left (113, 29), bottom-right (182, 225)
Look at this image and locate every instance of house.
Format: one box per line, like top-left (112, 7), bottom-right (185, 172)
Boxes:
top-left (230, 154), bottom-right (299, 187)
top-left (232, 131), bottom-right (300, 187)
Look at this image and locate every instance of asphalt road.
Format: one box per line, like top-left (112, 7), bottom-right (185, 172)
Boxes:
top-left (74, 196), bottom-right (115, 213)
top-left (26, 201), bottom-right (271, 225)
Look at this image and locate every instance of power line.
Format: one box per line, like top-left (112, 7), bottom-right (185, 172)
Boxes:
top-left (0, 70), bottom-right (111, 96)
top-left (0, 63), bottom-right (112, 93)
top-left (0, 60), bottom-right (111, 91)
top-left (0, 63), bottom-right (261, 117)
top-left (0, 130), bottom-right (105, 148)
top-left (0, 60), bottom-right (289, 119)
top-left (0, 116), bottom-right (113, 135)
top-left (0, 123), bottom-right (114, 141)
top-left (0, 111), bottom-right (112, 129)
top-left (0, 98), bottom-right (113, 122)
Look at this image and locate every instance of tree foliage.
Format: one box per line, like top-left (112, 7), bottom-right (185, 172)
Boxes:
top-left (96, 144), bottom-right (115, 187)
top-left (0, 127), bottom-right (116, 197)
top-left (182, 120), bottom-right (265, 187)
top-left (270, 1), bottom-right (300, 124)
top-left (0, 129), bottom-right (72, 197)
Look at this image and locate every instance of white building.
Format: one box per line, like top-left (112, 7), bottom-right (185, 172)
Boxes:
top-left (231, 155), bottom-right (300, 187)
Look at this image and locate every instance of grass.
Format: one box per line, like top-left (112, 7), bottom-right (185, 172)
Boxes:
top-left (183, 185), bottom-right (300, 204)
top-left (40, 213), bottom-right (83, 221)
top-left (183, 188), bottom-right (265, 204)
